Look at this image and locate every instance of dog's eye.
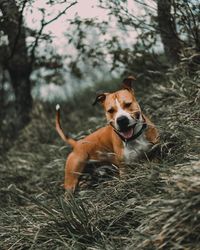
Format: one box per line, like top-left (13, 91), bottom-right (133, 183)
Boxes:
top-left (107, 107), bottom-right (115, 114)
top-left (124, 102), bottom-right (132, 108)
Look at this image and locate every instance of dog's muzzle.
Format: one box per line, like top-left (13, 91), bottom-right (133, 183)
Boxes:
top-left (114, 115), bottom-right (135, 140)
top-left (113, 113), bottom-right (147, 142)
top-left (116, 116), bottom-right (130, 131)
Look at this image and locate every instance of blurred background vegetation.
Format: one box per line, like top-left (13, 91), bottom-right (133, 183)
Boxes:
top-left (0, 0), bottom-right (200, 143)
top-left (0, 1), bottom-right (200, 249)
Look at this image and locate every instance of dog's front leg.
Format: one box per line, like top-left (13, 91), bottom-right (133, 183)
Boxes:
top-left (113, 152), bottom-right (126, 178)
top-left (116, 161), bottom-right (126, 178)
top-left (112, 143), bottom-right (125, 177)
top-left (64, 152), bottom-right (87, 192)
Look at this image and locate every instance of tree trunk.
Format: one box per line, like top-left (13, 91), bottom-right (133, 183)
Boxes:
top-left (157, 0), bottom-right (181, 64)
top-left (0, 0), bottom-right (32, 130)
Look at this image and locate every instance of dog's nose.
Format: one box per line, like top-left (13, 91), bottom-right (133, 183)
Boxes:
top-left (117, 116), bottom-right (129, 129)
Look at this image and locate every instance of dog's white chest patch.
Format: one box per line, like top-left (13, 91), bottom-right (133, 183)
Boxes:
top-left (123, 134), bottom-right (151, 163)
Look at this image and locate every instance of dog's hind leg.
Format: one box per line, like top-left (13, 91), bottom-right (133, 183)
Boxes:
top-left (64, 152), bottom-right (87, 192)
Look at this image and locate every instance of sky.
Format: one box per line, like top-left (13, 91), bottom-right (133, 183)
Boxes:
top-left (25, 0), bottom-right (154, 52)
top-left (25, 0), bottom-right (110, 100)
top-left (26, 0), bottom-right (110, 50)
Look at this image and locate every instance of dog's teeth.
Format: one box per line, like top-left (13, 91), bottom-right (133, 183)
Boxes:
top-left (56, 104), bottom-right (60, 111)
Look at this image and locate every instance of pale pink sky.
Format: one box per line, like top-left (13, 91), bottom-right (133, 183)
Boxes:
top-left (27, 0), bottom-right (157, 100)
top-left (26, 0), bottom-right (110, 38)
top-left (25, 0), bottom-right (155, 51)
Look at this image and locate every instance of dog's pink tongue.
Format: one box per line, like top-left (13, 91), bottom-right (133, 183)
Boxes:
top-left (120, 128), bottom-right (134, 139)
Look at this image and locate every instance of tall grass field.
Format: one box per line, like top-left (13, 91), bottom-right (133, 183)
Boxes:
top-left (0, 68), bottom-right (200, 249)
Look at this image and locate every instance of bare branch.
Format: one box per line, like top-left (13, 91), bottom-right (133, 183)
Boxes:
top-left (134, 0), bottom-right (157, 12)
top-left (29, 11), bottom-right (45, 66)
top-left (44, 1), bottom-right (77, 26)
top-left (29, 1), bottom-right (77, 67)
top-left (184, 1), bottom-right (200, 49)
top-left (10, 0), bottom-right (28, 58)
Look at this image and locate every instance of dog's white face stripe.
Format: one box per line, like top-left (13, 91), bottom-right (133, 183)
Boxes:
top-left (115, 99), bottom-right (134, 130)
top-left (114, 98), bottom-right (144, 133)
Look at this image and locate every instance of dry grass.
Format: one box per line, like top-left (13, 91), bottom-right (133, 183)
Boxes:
top-left (0, 69), bottom-right (199, 249)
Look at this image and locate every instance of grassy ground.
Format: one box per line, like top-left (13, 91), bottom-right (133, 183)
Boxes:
top-left (0, 69), bottom-right (199, 249)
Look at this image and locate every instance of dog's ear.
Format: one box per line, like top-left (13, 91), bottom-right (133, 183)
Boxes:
top-left (92, 93), bottom-right (107, 106)
top-left (122, 76), bottom-right (136, 91)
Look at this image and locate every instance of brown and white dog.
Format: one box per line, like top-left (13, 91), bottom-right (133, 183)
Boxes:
top-left (56, 76), bottom-right (159, 192)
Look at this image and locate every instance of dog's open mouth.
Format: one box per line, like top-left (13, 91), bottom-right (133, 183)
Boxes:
top-left (118, 124), bottom-right (136, 140)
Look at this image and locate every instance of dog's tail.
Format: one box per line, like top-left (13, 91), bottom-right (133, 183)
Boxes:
top-left (56, 104), bottom-right (77, 148)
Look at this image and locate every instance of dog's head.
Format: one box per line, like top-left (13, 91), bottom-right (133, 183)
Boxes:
top-left (93, 76), bottom-right (145, 141)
